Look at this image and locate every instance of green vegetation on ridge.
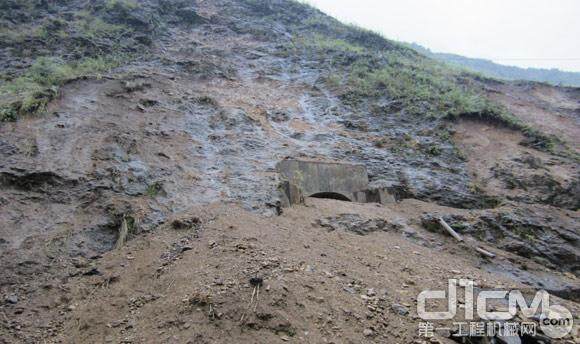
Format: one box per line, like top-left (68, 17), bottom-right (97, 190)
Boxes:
top-left (292, 33), bottom-right (556, 150)
top-left (0, 56), bottom-right (121, 121)
top-left (0, 0), bottom-right (209, 121)
top-left (0, 0), bottom-right (567, 156)
top-left (0, 0), bottom-right (144, 121)
top-left (254, 0), bottom-right (566, 154)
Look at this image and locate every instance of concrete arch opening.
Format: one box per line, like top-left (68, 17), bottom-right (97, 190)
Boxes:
top-left (277, 159), bottom-right (396, 207)
top-left (309, 192), bottom-right (351, 202)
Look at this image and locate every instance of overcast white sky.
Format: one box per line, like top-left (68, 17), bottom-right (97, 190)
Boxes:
top-left (304, 0), bottom-right (580, 72)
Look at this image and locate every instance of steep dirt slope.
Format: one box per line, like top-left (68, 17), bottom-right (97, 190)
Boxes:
top-left (485, 82), bottom-right (580, 151)
top-left (0, 0), bottom-right (578, 343)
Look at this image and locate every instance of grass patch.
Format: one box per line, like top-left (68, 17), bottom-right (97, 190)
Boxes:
top-left (303, 34), bottom-right (365, 54)
top-left (105, 0), bottom-right (139, 12)
top-left (0, 26), bottom-right (37, 44)
top-left (1, 0), bottom-right (146, 46)
top-left (74, 14), bottom-right (130, 40)
top-left (0, 56), bottom-right (122, 121)
top-left (146, 181), bottom-right (163, 198)
top-left (298, 34), bottom-right (497, 118)
top-left (294, 33), bottom-right (562, 153)
top-left (0, 0), bottom-right (169, 122)
top-left (0, 17), bottom-right (70, 46)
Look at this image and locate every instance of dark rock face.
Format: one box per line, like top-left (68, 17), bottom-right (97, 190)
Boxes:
top-left (477, 210), bottom-right (579, 274)
top-left (548, 285), bottom-right (580, 302)
top-left (0, 0), bottom-right (576, 266)
top-left (0, 0), bottom-right (534, 212)
top-left (492, 163), bottom-right (580, 210)
top-left (423, 207), bottom-right (580, 275)
top-left (0, 2), bottom-right (578, 341)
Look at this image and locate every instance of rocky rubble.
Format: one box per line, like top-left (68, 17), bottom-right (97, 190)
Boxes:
top-left (421, 205), bottom-right (579, 276)
top-left (315, 214), bottom-right (402, 235)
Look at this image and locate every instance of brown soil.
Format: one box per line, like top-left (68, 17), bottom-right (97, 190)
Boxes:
top-left (0, 1), bottom-right (578, 343)
top-left (54, 199), bottom-right (580, 343)
top-left (485, 83), bottom-right (580, 151)
top-left (454, 118), bottom-right (577, 200)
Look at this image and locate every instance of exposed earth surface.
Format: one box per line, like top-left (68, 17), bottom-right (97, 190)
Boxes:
top-left (0, 0), bottom-right (578, 343)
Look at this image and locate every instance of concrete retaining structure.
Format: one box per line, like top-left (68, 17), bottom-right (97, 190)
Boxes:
top-left (277, 159), bottom-right (395, 206)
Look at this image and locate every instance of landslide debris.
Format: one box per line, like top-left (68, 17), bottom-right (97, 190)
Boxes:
top-left (0, 0), bottom-right (578, 343)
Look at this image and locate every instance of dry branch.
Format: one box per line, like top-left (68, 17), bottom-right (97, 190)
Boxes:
top-left (438, 217), bottom-right (463, 242)
top-left (475, 246), bottom-right (496, 258)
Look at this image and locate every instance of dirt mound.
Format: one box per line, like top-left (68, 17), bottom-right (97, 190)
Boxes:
top-left (38, 201), bottom-right (580, 343)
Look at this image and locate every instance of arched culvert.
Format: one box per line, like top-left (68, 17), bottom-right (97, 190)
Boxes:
top-left (309, 192), bottom-right (352, 202)
top-left (277, 159), bottom-right (394, 206)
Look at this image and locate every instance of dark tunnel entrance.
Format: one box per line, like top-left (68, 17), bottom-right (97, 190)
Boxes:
top-left (309, 192), bottom-right (352, 202)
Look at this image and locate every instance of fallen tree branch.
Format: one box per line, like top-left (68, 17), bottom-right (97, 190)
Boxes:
top-left (475, 246), bottom-right (496, 258)
top-left (438, 217), bottom-right (463, 242)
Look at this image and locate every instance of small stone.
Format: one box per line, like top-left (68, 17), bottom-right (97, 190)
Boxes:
top-left (391, 303), bottom-right (409, 316)
top-left (5, 294), bottom-right (18, 304)
top-left (343, 286), bottom-right (356, 294)
top-left (178, 245), bottom-right (193, 253)
top-left (363, 329), bottom-right (374, 337)
top-left (311, 296), bottom-right (324, 303)
top-left (109, 320), bottom-right (123, 328)
top-left (71, 258), bottom-right (89, 268)
top-left (83, 267), bottom-right (101, 276)
top-left (366, 288), bottom-right (376, 297)
top-left (280, 335), bottom-right (290, 341)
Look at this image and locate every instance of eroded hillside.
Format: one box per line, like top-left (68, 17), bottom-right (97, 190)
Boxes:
top-left (0, 0), bottom-right (578, 343)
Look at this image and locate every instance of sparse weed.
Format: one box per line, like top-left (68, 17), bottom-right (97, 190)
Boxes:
top-left (0, 56), bottom-right (121, 121)
top-left (75, 16), bottom-right (129, 39)
top-left (295, 31), bottom-right (561, 153)
top-left (324, 74), bottom-right (342, 88)
top-left (105, 0), bottom-right (139, 12)
top-left (146, 182), bottom-right (163, 198)
top-left (306, 34), bottom-right (365, 54)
